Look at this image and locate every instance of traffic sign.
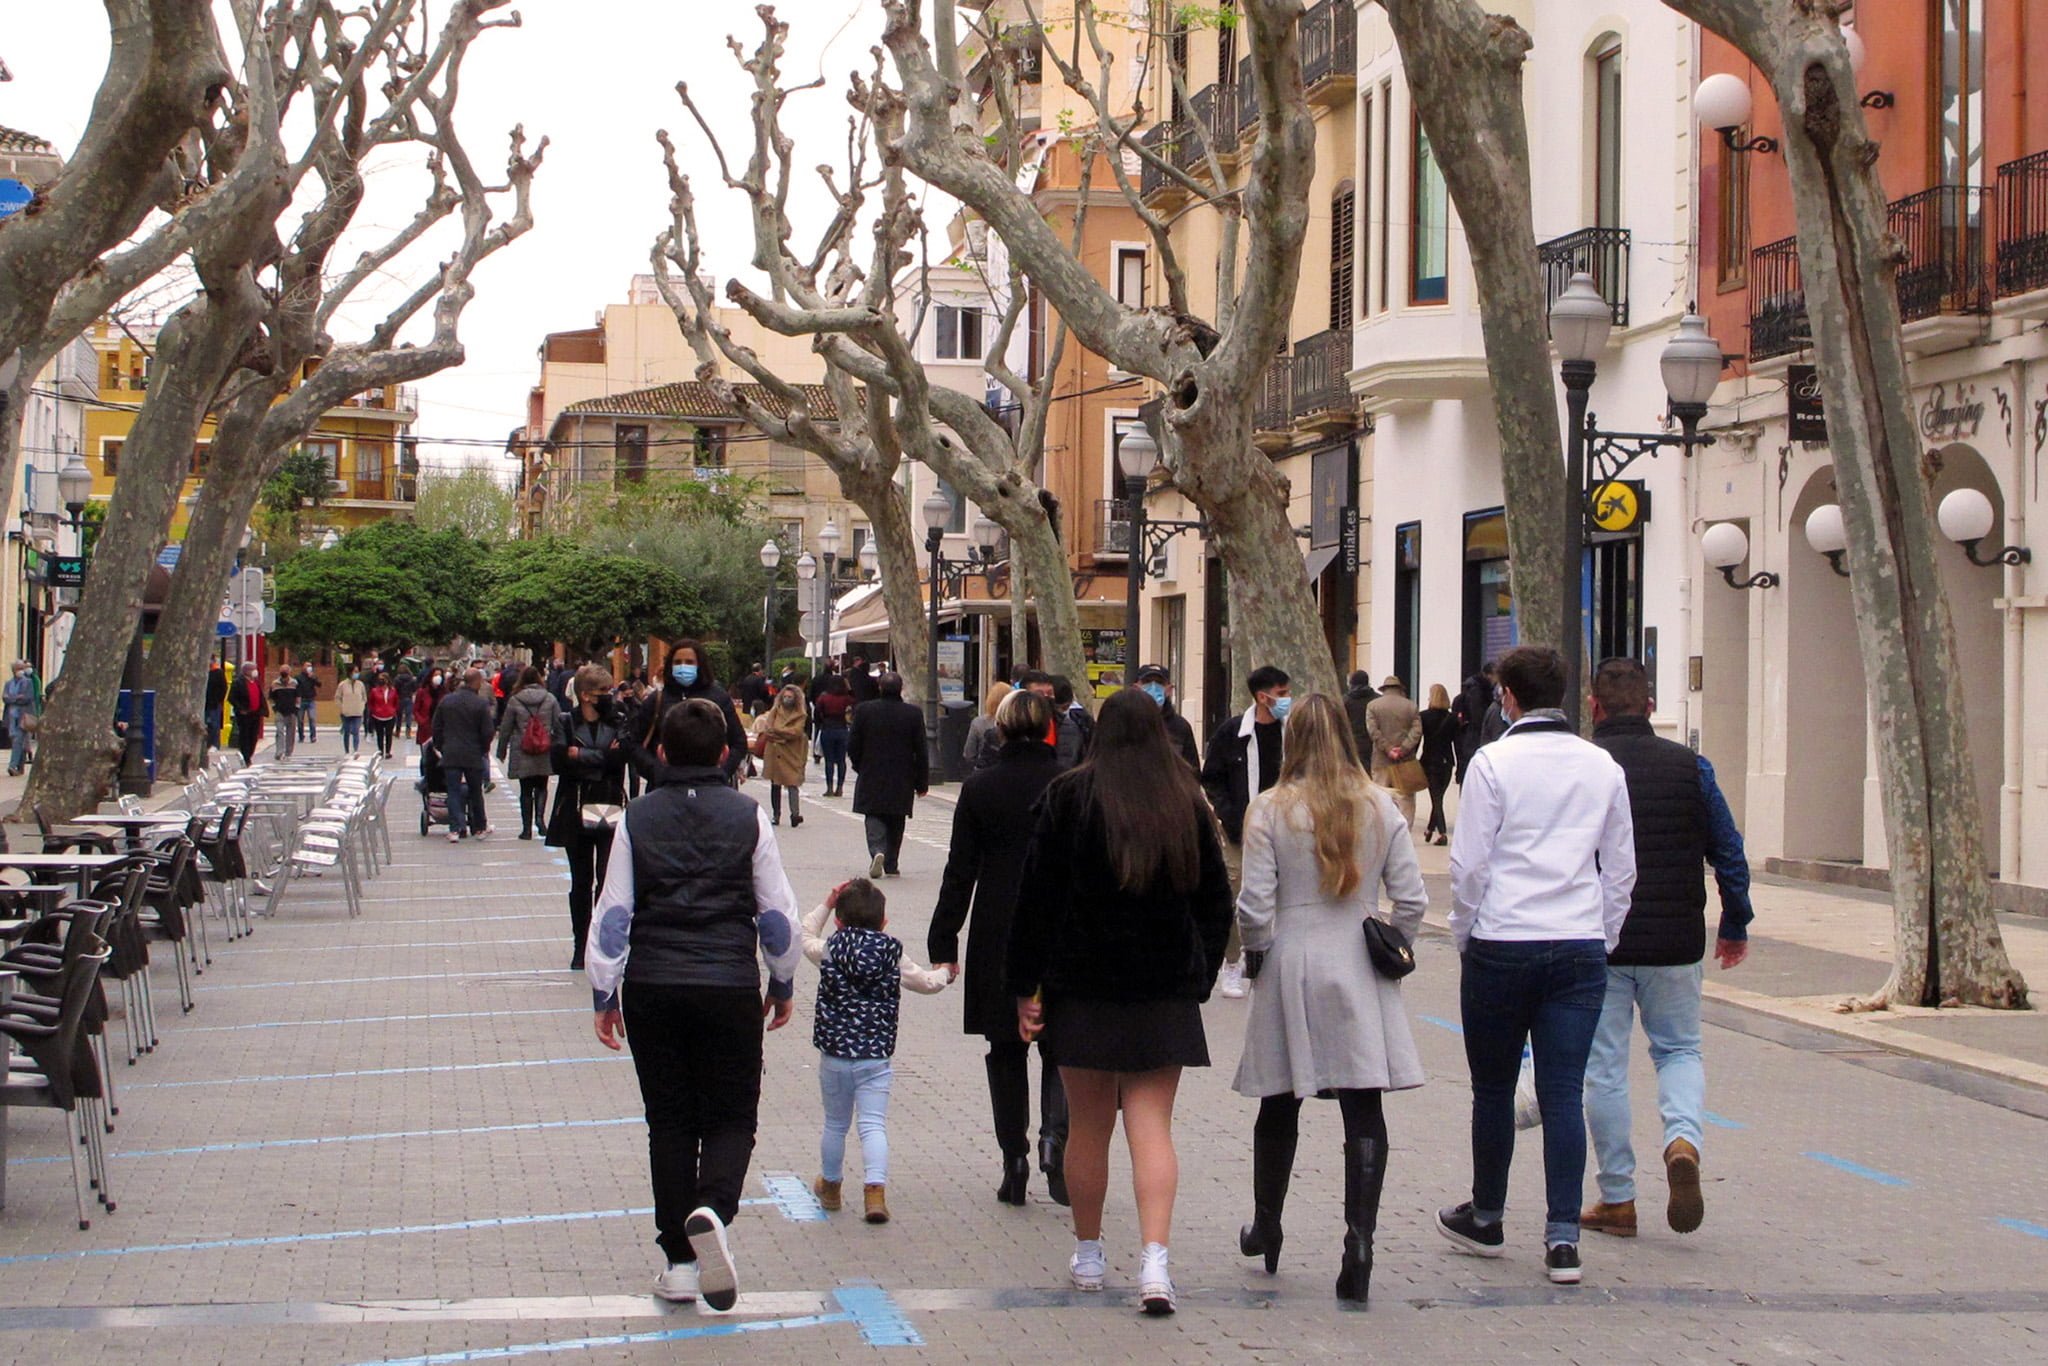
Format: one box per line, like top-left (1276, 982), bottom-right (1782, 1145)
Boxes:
top-left (0, 180), bottom-right (32, 220)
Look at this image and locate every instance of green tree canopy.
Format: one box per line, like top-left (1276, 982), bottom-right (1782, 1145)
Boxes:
top-left (340, 519), bottom-right (491, 644)
top-left (478, 537), bottom-right (707, 655)
top-left (413, 465), bottom-right (517, 540)
top-left (272, 549), bottom-right (439, 652)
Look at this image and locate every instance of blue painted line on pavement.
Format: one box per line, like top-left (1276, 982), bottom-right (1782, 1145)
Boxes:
top-left (1802, 1151), bottom-right (1909, 1187)
top-left (6, 1116), bottom-right (641, 1167)
top-left (1701, 1111), bottom-right (1745, 1130)
top-left (183, 1006), bottom-right (584, 1034)
top-left (255, 913), bottom-right (562, 927)
top-left (1418, 1014), bottom-right (1464, 1035)
top-left (1995, 1216), bottom-right (2048, 1241)
top-left (208, 968), bottom-right (563, 991)
top-left (835, 1285), bottom-right (923, 1347)
top-left (350, 1313), bottom-right (857, 1364)
top-left (131, 1055), bottom-right (625, 1090)
top-left (760, 1172), bottom-right (829, 1222)
top-left (233, 937), bottom-right (561, 955)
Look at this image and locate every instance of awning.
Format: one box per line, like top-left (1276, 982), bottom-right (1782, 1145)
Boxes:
top-left (1303, 543), bottom-right (1340, 583)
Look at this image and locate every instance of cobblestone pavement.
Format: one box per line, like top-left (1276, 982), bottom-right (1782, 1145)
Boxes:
top-left (1, 741), bottom-right (2044, 1364)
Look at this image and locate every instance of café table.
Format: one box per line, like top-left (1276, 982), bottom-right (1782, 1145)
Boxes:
top-left (0, 853), bottom-right (131, 897)
top-left (0, 969), bottom-right (14, 1208)
top-left (74, 811), bottom-right (194, 849)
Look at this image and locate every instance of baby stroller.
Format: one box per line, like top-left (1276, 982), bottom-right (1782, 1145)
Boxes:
top-left (416, 742), bottom-right (452, 836)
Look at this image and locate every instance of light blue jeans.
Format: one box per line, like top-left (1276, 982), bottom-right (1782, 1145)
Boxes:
top-left (1583, 962), bottom-right (1705, 1204)
top-left (819, 1054), bottom-right (893, 1186)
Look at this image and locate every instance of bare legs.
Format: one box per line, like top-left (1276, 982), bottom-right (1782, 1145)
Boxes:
top-left (1059, 1065), bottom-right (1183, 1247)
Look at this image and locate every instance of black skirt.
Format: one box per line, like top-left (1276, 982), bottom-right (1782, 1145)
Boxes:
top-left (1041, 996), bottom-right (1209, 1072)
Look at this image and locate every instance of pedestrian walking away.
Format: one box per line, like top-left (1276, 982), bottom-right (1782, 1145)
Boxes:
top-left (1232, 694), bottom-right (1427, 1306)
top-left (929, 690), bottom-right (1072, 1208)
top-left (750, 684), bottom-right (810, 827)
top-left (586, 697), bottom-right (803, 1311)
top-left (395, 666), bottom-right (419, 738)
top-left (548, 665), bottom-right (626, 970)
top-left (1581, 657), bottom-right (1754, 1241)
top-left (434, 669), bottom-right (495, 841)
top-left (202, 661), bottom-right (227, 761)
top-left (1134, 663), bottom-right (1199, 770)
top-left (963, 680), bottom-right (1011, 773)
top-left (295, 661), bottom-right (320, 741)
top-left (367, 672), bottom-right (400, 757)
top-left (800, 877), bottom-right (952, 1224)
top-left (1200, 665), bottom-right (1292, 1000)
top-left (1051, 675), bottom-right (1094, 769)
top-left (269, 670), bottom-right (300, 759)
top-left (1365, 675), bottom-right (1424, 830)
top-left (1439, 645), bottom-right (1635, 1287)
top-left (812, 670), bottom-right (853, 795)
top-left (1419, 684), bottom-right (1459, 845)
top-left (496, 666), bottom-right (560, 841)
top-left (1341, 670), bottom-right (1380, 769)
top-left (845, 653), bottom-right (878, 709)
top-left (4, 659), bottom-right (42, 776)
top-left (230, 667), bottom-right (267, 764)
top-left (1452, 663), bottom-right (1496, 785)
top-left (1009, 688), bottom-right (1234, 1317)
top-left (335, 667), bottom-right (367, 755)
top-left (847, 671), bottom-right (927, 879)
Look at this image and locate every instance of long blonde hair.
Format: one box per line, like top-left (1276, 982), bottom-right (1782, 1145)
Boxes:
top-left (982, 680), bottom-right (1013, 718)
top-left (1271, 693), bottom-right (1381, 899)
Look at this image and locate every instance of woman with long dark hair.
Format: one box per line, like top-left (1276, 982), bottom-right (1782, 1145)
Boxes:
top-left (546, 665), bottom-right (626, 970)
top-left (1232, 694), bottom-right (1426, 1305)
top-left (811, 669), bottom-right (854, 796)
top-left (1008, 688), bottom-right (1233, 1317)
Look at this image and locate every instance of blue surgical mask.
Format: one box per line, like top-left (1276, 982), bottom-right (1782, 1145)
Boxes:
top-left (1268, 695), bottom-right (1292, 721)
top-left (1141, 682), bottom-right (1167, 706)
top-left (672, 663), bottom-right (699, 686)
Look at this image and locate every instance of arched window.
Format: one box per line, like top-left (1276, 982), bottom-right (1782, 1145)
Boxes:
top-left (1592, 38), bottom-right (1623, 229)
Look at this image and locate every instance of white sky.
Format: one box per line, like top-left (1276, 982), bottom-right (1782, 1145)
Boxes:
top-left (1, 1), bottom-right (918, 467)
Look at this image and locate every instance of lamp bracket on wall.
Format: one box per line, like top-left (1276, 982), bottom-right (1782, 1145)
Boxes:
top-left (1717, 126), bottom-right (1778, 155)
top-left (1860, 91), bottom-right (1895, 110)
top-left (1718, 565), bottom-right (1781, 591)
top-left (1960, 538), bottom-right (2032, 568)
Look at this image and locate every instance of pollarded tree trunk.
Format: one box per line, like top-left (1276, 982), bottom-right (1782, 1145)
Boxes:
top-left (1662, 0), bottom-right (2023, 1009)
top-left (985, 481), bottom-right (1089, 694)
top-left (844, 465), bottom-right (931, 710)
top-left (1377, 0), bottom-right (1565, 655)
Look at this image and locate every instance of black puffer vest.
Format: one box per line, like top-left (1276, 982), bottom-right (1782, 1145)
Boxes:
top-left (1594, 715), bottom-right (1708, 966)
top-left (621, 764), bottom-right (762, 989)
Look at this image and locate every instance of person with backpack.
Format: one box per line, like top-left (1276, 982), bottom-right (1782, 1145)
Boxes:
top-left (497, 666), bottom-right (562, 841)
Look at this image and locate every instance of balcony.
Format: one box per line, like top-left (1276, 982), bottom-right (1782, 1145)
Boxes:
top-left (1139, 121), bottom-right (1190, 206)
top-left (1253, 353), bottom-right (1293, 449)
top-left (1179, 83), bottom-right (1240, 172)
top-left (336, 385), bottom-right (419, 415)
top-left (334, 470), bottom-right (416, 504)
top-left (1236, 58), bottom-right (1260, 133)
top-left (1889, 184), bottom-right (1990, 349)
top-left (1095, 499), bottom-right (1132, 559)
top-left (1289, 328), bottom-right (1355, 428)
top-left (1746, 235), bottom-right (1808, 363)
top-left (1539, 227), bottom-right (1631, 330)
top-left (1996, 150), bottom-right (2048, 315)
top-left (1300, 0), bottom-right (1356, 106)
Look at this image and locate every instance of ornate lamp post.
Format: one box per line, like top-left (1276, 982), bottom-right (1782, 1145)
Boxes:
top-left (758, 538), bottom-right (781, 674)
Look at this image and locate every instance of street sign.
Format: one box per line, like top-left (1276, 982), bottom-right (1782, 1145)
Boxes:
top-left (0, 180), bottom-right (32, 219)
top-left (799, 610), bottom-right (822, 642)
top-left (48, 554), bottom-right (85, 589)
top-left (157, 543), bottom-right (183, 569)
top-left (216, 620), bottom-right (237, 638)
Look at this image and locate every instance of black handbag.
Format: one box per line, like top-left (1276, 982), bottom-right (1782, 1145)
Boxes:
top-left (1362, 916), bottom-right (1416, 979)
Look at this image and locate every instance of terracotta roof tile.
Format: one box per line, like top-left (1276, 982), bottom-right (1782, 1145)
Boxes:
top-left (559, 380), bottom-right (838, 421)
top-left (0, 125), bottom-right (55, 154)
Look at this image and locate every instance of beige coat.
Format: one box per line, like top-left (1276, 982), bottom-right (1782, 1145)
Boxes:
top-left (752, 703), bottom-right (810, 787)
top-left (1364, 689), bottom-right (1422, 772)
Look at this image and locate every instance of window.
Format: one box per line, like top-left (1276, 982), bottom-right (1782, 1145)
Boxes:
top-left (935, 304), bottom-right (986, 360)
top-left (615, 424), bottom-right (648, 484)
top-left (1593, 42), bottom-right (1623, 230)
top-left (1461, 509), bottom-right (1517, 678)
top-left (1715, 133), bottom-right (1750, 288)
top-left (770, 440), bottom-right (806, 471)
top-left (1393, 522), bottom-right (1421, 701)
top-left (692, 426), bottom-right (727, 469)
top-left (1377, 81), bottom-right (1393, 312)
top-left (1330, 183), bottom-right (1357, 329)
top-left (101, 438), bottom-right (122, 477)
top-left (1115, 247), bottom-right (1147, 307)
top-left (1217, 1), bottom-right (1237, 85)
top-left (303, 438), bottom-right (342, 482)
top-left (1410, 114), bottom-right (1449, 304)
top-left (1156, 595), bottom-right (1187, 690)
top-left (189, 442), bottom-right (210, 477)
top-left (933, 475), bottom-right (967, 533)
top-left (1934, 0), bottom-right (1983, 189)
top-left (1167, 15), bottom-right (1188, 118)
top-left (1361, 89), bottom-right (1375, 314)
top-left (777, 519), bottom-right (804, 554)
top-left (356, 441), bottom-right (386, 490)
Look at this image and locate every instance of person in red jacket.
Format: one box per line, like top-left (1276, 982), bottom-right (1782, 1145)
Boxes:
top-left (229, 669), bottom-right (267, 764)
top-left (367, 671), bottom-right (401, 757)
top-left (414, 668), bottom-right (447, 748)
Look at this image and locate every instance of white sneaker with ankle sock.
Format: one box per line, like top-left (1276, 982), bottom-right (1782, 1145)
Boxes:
top-left (1138, 1242), bottom-right (1176, 1315)
top-left (1069, 1238), bottom-right (1106, 1291)
top-left (1218, 961), bottom-right (1246, 999)
top-left (653, 1261), bottom-right (699, 1303)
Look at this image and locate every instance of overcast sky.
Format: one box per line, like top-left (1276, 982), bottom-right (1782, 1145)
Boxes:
top-left (1, 1), bottom-right (910, 467)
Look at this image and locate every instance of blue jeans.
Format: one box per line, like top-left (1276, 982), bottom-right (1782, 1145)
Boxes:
top-left (444, 764), bottom-right (487, 836)
top-left (7, 721), bottom-right (28, 773)
top-left (819, 1054), bottom-right (893, 1185)
top-left (819, 728), bottom-right (849, 791)
top-left (339, 715), bottom-right (362, 754)
top-left (1584, 962), bottom-right (1705, 1204)
top-left (1459, 937), bottom-right (1609, 1247)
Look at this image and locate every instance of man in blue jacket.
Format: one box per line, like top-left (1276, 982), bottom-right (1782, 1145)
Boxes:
top-left (1581, 657), bottom-right (1752, 1240)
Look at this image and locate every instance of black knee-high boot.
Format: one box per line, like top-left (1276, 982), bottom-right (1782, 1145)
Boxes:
top-left (1336, 1136), bottom-right (1385, 1304)
top-left (986, 1049), bottom-right (1031, 1205)
top-left (1240, 1105), bottom-right (1298, 1274)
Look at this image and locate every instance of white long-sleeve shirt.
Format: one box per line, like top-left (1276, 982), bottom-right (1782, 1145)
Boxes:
top-left (800, 904), bottom-right (954, 995)
top-left (585, 804), bottom-right (803, 1011)
top-left (1448, 713), bottom-right (1636, 951)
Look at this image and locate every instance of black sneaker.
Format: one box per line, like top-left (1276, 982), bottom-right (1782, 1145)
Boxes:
top-left (1435, 1203), bottom-right (1506, 1258)
top-left (1545, 1242), bottom-right (1582, 1285)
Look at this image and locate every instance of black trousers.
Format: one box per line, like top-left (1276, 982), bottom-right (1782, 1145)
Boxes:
top-left (233, 717), bottom-right (260, 764)
top-left (369, 717), bottom-right (396, 756)
top-left (623, 983), bottom-right (764, 1263)
top-left (563, 827), bottom-right (615, 963)
top-left (985, 1037), bottom-right (1067, 1160)
top-left (1424, 764), bottom-right (1453, 839)
top-left (863, 813), bottom-right (906, 873)
top-left (517, 775), bottom-right (549, 834)
top-left (1255, 1088), bottom-right (1388, 1149)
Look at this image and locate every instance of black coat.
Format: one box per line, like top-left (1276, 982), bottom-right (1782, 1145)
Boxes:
top-left (623, 676), bottom-right (747, 783)
top-left (432, 687), bottom-right (494, 768)
top-left (1343, 684), bottom-right (1379, 766)
top-left (848, 696), bottom-right (927, 816)
top-left (1007, 769), bottom-right (1233, 1004)
top-left (204, 668), bottom-right (228, 710)
top-left (1420, 706), bottom-right (1459, 776)
top-left (847, 668), bottom-right (879, 708)
top-left (929, 740), bottom-right (1063, 1037)
top-left (1161, 704), bottom-right (1199, 770)
top-left (545, 706), bottom-right (627, 847)
top-left (1595, 714), bottom-right (1711, 966)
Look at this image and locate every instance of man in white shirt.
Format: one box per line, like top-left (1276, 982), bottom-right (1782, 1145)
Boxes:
top-left (1436, 645), bottom-right (1635, 1288)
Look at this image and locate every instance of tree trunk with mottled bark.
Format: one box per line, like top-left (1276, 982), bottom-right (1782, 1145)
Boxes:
top-left (1662, 0), bottom-right (2024, 1009)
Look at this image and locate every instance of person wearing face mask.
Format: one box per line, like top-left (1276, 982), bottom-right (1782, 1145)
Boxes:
top-left (1133, 664), bottom-right (1198, 771)
top-left (1200, 665), bottom-right (1292, 1001)
top-left (414, 669), bottom-right (446, 749)
top-left (547, 664), bottom-right (629, 969)
top-left (624, 639), bottom-right (748, 787)
top-left (4, 659), bottom-right (42, 776)
top-left (335, 666), bottom-right (368, 755)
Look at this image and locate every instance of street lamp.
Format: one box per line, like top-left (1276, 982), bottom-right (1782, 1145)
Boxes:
top-left (1702, 522), bottom-right (1780, 590)
top-left (759, 538), bottom-right (782, 676)
top-left (1803, 503), bottom-right (1851, 577)
top-left (816, 521), bottom-right (843, 674)
top-left (1938, 487), bottom-right (2032, 568)
top-left (58, 448), bottom-right (93, 534)
top-left (1548, 274), bottom-right (1724, 721)
top-left (1118, 426), bottom-right (1162, 664)
top-left (922, 489), bottom-right (954, 762)
top-left (1694, 72), bottom-right (1779, 154)
top-left (858, 539), bottom-right (878, 581)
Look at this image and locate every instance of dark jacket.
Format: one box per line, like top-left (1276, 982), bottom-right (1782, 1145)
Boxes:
top-left (847, 667), bottom-right (879, 708)
top-left (231, 675), bottom-right (267, 720)
top-left (1161, 702), bottom-right (1199, 771)
top-left (929, 740), bottom-right (1063, 1037)
top-left (204, 668), bottom-right (228, 711)
top-left (733, 671), bottom-right (770, 715)
top-left (296, 669), bottom-right (319, 704)
top-left (814, 927), bottom-right (904, 1060)
top-left (624, 675), bottom-right (747, 783)
top-left (1594, 714), bottom-right (1710, 965)
top-left (269, 683), bottom-right (300, 717)
top-left (545, 705), bottom-right (626, 846)
top-left (1006, 769), bottom-right (1233, 1003)
top-left (848, 696), bottom-right (928, 816)
top-left (546, 664), bottom-right (573, 710)
top-left (619, 764), bottom-right (762, 990)
top-left (1053, 706), bottom-right (1093, 769)
top-left (1343, 682), bottom-right (1379, 766)
top-left (1200, 710), bottom-right (1280, 844)
top-left (432, 686), bottom-right (494, 768)
top-left (1420, 706), bottom-right (1459, 777)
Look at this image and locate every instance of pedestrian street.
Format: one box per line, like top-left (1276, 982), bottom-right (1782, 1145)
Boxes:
top-left (0, 739), bottom-right (2043, 1364)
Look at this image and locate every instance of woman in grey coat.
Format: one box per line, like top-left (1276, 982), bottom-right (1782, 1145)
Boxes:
top-left (495, 667), bottom-right (560, 840)
top-left (1232, 693), bottom-right (1426, 1307)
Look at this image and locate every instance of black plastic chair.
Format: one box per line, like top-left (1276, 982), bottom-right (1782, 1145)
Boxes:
top-left (1, 935), bottom-right (114, 1228)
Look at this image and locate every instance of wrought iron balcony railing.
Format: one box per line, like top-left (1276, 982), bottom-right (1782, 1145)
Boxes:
top-left (1997, 150), bottom-right (2048, 297)
top-left (1889, 184), bottom-right (1991, 324)
top-left (1539, 226), bottom-right (1631, 329)
top-left (1095, 498), bottom-right (1132, 557)
top-left (1289, 328), bottom-right (1352, 418)
top-left (1746, 234), bottom-right (1807, 361)
top-left (1253, 354), bottom-right (1293, 433)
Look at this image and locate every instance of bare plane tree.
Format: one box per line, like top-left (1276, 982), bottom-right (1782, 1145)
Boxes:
top-left (1660, 0), bottom-right (2024, 1009)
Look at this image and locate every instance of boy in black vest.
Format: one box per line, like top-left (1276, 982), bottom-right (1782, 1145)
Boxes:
top-left (1581, 657), bottom-right (1753, 1240)
top-left (587, 698), bottom-right (802, 1311)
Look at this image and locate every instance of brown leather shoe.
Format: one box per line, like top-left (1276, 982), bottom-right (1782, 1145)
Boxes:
top-left (1581, 1200), bottom-right (1638, 1237)
top-left (863, 1183), bottom-right (890, 1225)
top-left (812, 1176), bottom-right (842, 1212)
top-left (1665, 1138), bottom-right (1704, 1234)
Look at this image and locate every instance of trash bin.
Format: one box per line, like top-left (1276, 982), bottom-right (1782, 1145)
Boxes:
top-left (939, 698), bottom-right (976, 782)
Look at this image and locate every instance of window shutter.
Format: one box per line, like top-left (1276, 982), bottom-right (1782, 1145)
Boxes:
top-left (1330, 186), bottom-right (1357, 330)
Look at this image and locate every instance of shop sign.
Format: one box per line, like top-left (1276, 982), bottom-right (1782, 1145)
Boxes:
top-left (1587, 480), bottom-right (1650, 535)
top-left (48, 555), bottom-right (86, 589)
top-left (1918, 382), bottom-right (1985, 443)
top-left (1787, 364), bottom-right (1828, 443)
top-left (1341, 507), bottom-right (1361, 575)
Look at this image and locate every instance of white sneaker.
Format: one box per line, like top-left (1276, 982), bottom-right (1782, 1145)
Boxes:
top-left (684, 1206), bottom-right (739, 1312)
top-left (869, 852), bottom-right (886, 880)
top-left (1069, 1238), bottom-right (1106, 1291)
top-left (1218, 961), bottom-right (1247, 999)
top-left (653, 1261), bottom-right (699, 1303)
top-left (1138, 1242), bottom-right (1176, 1316)
top-left (447, 832), bottom-right (461, 843)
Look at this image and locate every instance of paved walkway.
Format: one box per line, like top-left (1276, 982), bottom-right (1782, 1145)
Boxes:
top-left (0, 740), bottom-right (2043, 1362)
